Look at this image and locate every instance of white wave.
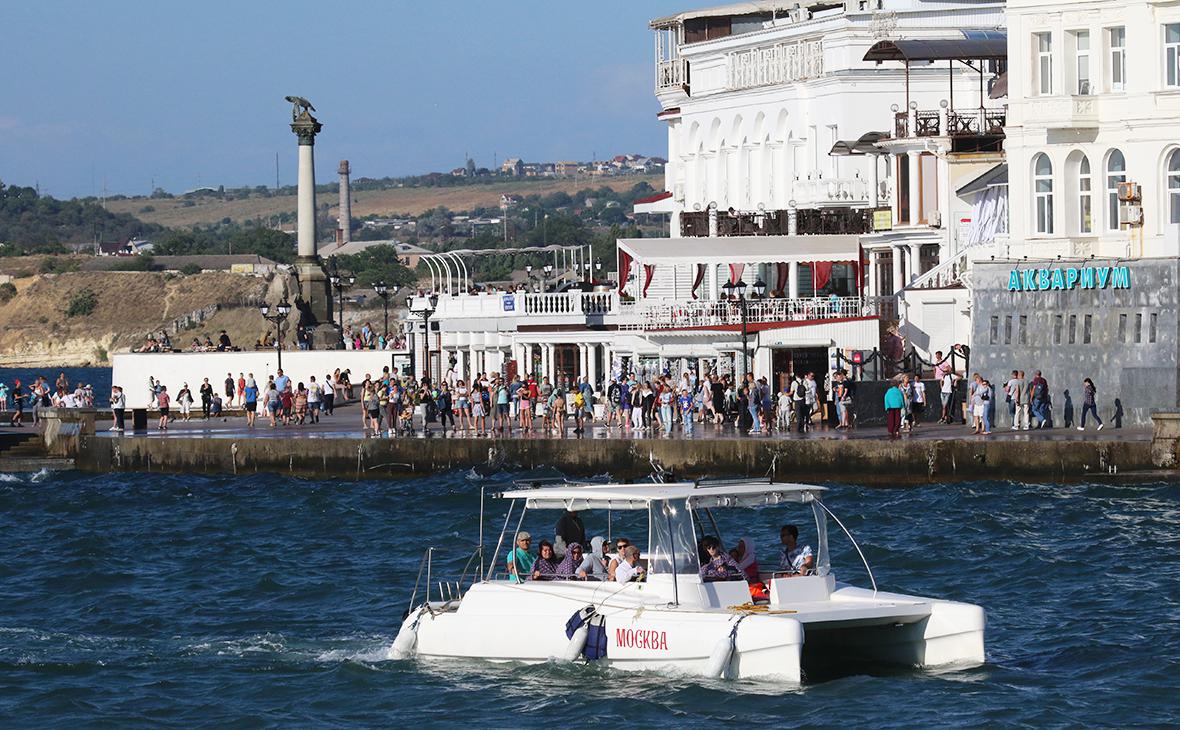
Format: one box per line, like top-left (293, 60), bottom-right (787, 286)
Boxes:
top-left (29, 468), bottom-right (51, 483)
top-left (0, 473), bottom-right (23, 483)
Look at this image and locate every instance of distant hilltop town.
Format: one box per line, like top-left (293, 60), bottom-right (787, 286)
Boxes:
top-left (463, 154), bottom-right (666, 179)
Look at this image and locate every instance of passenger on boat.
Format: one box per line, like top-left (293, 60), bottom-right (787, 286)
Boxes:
top-left (531, 540), bottom-right (561, 581)
top-left (614, 545), bottom-right (645, 583)
top-left (778, 524), bottom-right (815, 576)
top-left (556, 542), bottom-right (589, 579)
top-left (699, 536), bottom-right (744, 582)
top-left (607, 538), bottom-right (631, 581)
top-left (732, 537), bottom-right (760, 582)
top-left (506, 531), bottom-right (535, 583)
top-left (584, 536), bottom-right (609, 578)
top-left (553, 509), bottom-right (586, 558)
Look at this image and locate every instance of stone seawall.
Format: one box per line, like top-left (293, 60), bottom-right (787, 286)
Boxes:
top-left (72, 434), bottom-right (1152, 483)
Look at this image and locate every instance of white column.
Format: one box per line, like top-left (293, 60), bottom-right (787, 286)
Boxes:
top-left (868, 250), bottom-right (879, 297)
top-left (907, 151), bottom-right (921, 226)
top-left (908, 243), bottom-right (922, 282)
top-left (578, 344), bottom-right (589, 381)
top-left (542, 344), bottom-right (552, 383)
top-left (456, 348), bottom-right (467, 381)
top-left (788, 260), bottom-right (799, 299)
top-left (588, 343), bottom-right (599, 389)
top-left (297, 143), bottom-right (317, 258)
top-left (468, 344), bottom-right (478, 378)
top-left (891, 246), bottom-right (904, 295)
top-left (871, 154), bottom-right (882, 208)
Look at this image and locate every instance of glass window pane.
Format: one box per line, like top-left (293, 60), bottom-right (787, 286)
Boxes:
top-left (1168, 24), bottom-right (1180, 44)
top-left (648, 500), bottom-right (699, 575)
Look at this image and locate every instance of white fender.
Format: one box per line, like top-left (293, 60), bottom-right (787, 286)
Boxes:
top-left (562, 622), bottom-right (589, 662)
top-left (389, 614), bottom-right (420, 660)
top-left (703, 633), bottom-right (734, 679)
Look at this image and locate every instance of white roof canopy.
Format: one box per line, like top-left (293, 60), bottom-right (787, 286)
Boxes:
top-left (618, 235), bottom-right (861, 267)
top-left (495, 481), bottom-right (824, 510)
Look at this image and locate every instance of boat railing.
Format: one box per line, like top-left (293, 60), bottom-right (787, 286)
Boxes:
top-left (407, 545), bottom-right (483, 614)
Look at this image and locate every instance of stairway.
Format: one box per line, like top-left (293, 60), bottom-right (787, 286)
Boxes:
top-left (0, 430), bottom-right (73, 472)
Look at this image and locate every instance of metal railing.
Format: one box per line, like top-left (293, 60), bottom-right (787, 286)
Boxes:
top-left (522, 291), bottom-right (617, 315)
top-left (895, 109), bottom-right (1007, 139)
top-left (657, 58), bottom-right (686, 90)
top-left (624, 295), bottom-right (895, 331)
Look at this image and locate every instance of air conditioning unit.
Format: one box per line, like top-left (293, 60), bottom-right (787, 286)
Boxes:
top-left (928, 210), bottom-right (943, 228)
top-left (1118, 181), bottom-right (1141, 202)
top-left (1119, 204), bottom-right (1143, 226)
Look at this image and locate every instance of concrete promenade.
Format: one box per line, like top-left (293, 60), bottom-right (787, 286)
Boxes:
top-left (39, 401), bottom-right (1154, 483)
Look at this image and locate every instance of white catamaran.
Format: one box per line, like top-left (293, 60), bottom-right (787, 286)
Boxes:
top-left (390, 477), bottom-right (984, 683)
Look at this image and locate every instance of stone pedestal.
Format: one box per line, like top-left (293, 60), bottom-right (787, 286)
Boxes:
top-left (294, 256), bottom-right (339, 348)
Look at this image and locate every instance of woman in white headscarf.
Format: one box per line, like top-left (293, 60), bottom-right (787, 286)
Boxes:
top-left (734, 537), bottom-right (759, 582)
top-left (581, 536), bottom-right (609, 579)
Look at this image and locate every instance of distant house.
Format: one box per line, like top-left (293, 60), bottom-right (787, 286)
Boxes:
top-left (500, 158), bottom-right (523, 176)
top-left (522, 163), bottom-right (541, 177)
top-left (450, 167), bottom-right (468, 177)
top-left (555, 161), bottom-right (581, 177)
top-left (153, 254), bottom-right (279, 275)
top-left (500, 194), bottom-right (521, 209)
top-left (322, 239), bottom-right (430, 268)
top-left (96, 241), bottom-right (130, 256)
top-left (126, 238), bottom-right (155, 254)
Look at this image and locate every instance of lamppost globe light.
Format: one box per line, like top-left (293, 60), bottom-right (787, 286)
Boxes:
top-left (595, 260), bottom-right (601, 271)
top-left (347, 274), bottom-right (356, 286)
top-left (374, 281), bottom-right (387, 296)
top-left (277, 299), bottom-right (291, 316)
top-left (259, 304), bottom-right (270, 317)
top-left (405, 295), bottom-right (414, 309)
top-left (544, 264), bottom-right (553, 275)
top-left (428, 293), bottom-right (439, 309)
top-left (329, 274), bottom-right (340, 288)
top-left (733, 280), bottom-right (748, 297)
top-left (753, 278), bottom-right (767, 298)
top-left (526, 264), bottom-right (533, 274)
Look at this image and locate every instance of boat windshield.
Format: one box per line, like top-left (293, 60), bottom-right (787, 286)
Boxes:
top-left (647, 499), bottom-right (699, 575)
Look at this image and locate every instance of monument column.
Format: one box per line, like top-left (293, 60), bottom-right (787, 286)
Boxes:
top-left (287, 96), bottom-right (337, 347)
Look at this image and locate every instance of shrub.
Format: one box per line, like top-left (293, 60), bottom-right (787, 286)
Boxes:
top-left (180, 263), bottom-right (202, 276)
top-left (139, 205), bottom-right (155, 213)
top-left (0, 282), bottom-right (16, 302)
top-left (65, 288), bottom-right (98, 317)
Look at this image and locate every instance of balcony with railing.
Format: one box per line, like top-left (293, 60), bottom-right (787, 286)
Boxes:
top-left (430, 290), bottom-right (625, 321)
top-left (680, 206), bottom-right (882, 237)
top-left (621, 295), bottom-right (898, 331)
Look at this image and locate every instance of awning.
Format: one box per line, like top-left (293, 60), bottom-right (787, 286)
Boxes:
top-left (633, 190), bottom-right (676, 215)
top-left (617, 235), bottom-right (861, 266)
top-left (864, 37), bottom-right (1007, 63)
top-left (956, 163), bottom-right (1008, 197)
top-left (651, 2), bottom-right (792, 27)
top-left (830, 131), bottom-right (889, 156)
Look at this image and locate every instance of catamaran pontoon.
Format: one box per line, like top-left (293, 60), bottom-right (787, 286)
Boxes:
top-left (390, 478), bottom-right (984, 683)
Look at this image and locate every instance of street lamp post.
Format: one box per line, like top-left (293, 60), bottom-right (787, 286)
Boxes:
top-left (407, 293), bottom-right (439, 381)
top-left (329, 264), bottom-right (355, 348)
top-left (373, 281), bottom-right (399, 343)
top-left (259, 299), bottom-right (293, 371)
top-left (722, 277), bottom-right (766, 378)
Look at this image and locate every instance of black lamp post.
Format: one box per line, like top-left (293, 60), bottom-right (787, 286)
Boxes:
top-left (722, 277), bottom-right (766, 378)
top-left (329, 266), bottom-right (355, 348)
top-left (543, 263), bottom-right (553, 291)
top-left (373, 281), bottom-right (399, 342)
top-left (259, 298), bottom-right (292, 371)
top-left (407, 293), bottom-right (439, 381)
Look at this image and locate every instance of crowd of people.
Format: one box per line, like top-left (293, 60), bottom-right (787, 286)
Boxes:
top-left (0, 372), bottom-right (99, 428)
top-left (340, 323), bottom-right (406, 351)
top-left (880, 350), bottom-right (1105, 437)
top-left (505, 508), bottom-right (816, 595)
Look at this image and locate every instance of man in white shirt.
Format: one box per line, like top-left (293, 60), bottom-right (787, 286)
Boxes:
top-left (939, 371), bottom-right (959, 424)
top-left (778, 524), bottom-right (815, 575)
top-left (614, 545), bottom-right (645, 583)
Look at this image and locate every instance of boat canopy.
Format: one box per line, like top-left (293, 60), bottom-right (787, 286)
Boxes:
top-left (494, 480), bottom-right (825, 511)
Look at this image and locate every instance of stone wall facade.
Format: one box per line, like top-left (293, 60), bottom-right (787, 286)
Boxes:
top-left (970, 258), bottom-right (1180, 427)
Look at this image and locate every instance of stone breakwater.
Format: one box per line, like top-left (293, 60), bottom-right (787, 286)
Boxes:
top-left (67, 433), bottom-right (1150, 483)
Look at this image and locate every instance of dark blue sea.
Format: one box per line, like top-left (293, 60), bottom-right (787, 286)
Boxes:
top-left (0, 470), bottom-right (1177, 728)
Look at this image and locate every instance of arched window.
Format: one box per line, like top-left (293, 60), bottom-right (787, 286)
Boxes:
top-left (1078, 155), bottom-right (1092, 234)
top-left (1168, 150), bottom-right (1180, 224)
top-left (1106, 150), bottom-right (1126, 231)
top-left (1034, 153), bottom-right (1054, 234)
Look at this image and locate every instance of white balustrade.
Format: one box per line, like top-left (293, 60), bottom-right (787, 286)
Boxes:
top-left (727, 39), bottom-right (824, 91)
top-left (625, 296), bottom-right (892, 331)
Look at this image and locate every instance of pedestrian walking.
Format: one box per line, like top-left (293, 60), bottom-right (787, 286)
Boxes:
top-left (1078, 377), bottom-right (1104, 431)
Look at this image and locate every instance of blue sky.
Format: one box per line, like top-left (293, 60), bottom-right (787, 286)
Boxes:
top-left (3, 1), bottom-right (696, 199)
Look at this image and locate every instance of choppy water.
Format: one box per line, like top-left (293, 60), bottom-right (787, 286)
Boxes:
top-left (0, 470), bottom-right (1177, 727)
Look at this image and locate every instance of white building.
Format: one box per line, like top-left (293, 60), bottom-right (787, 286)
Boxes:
top-left (411, 0), bottom-right (1009, 388)
top-left (1004, 0), bottom-right (1180, 258)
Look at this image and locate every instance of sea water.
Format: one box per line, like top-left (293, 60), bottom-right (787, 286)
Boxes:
top-left (0, 470), bottom-right (1176, 727)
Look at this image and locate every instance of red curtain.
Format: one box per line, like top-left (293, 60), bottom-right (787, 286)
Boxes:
top-left (813, 261), bottom-right (834, 292)
top-left (691, 263), bottom-right (707, 300)
top-left (642, 264), bottom-right (656, 297)
top-left (728, 263), bottom-right (745, 285)
top-left (775, 262), bottom-right (789, 294)
top-left (617, 250), bottom-right (632, 295)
